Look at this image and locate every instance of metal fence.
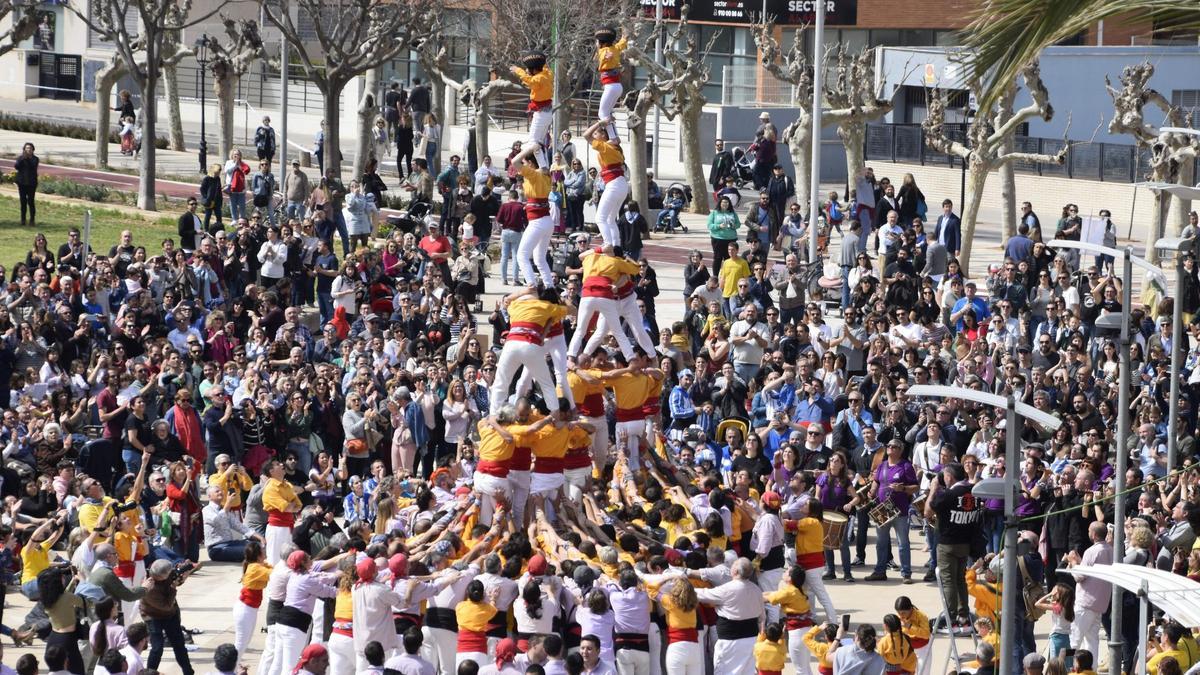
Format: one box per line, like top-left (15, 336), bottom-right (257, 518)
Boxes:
top-left (450, 86), bottom-right (616, 137)
top-left (720, 64), bottom-right (798, 107)
top-left (171, 60), bottom-right (329, 114)
top-left (863, 122), bottom-right (1200, 184)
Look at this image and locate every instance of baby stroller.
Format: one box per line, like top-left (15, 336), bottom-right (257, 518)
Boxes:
top-left (729, 146), bottom-right (756, 188)
top-left (389, 200), bottom-right (431, 237)
top-left (654, 184), bottom-right (690, 234)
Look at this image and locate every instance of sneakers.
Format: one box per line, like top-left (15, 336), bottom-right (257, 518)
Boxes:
top-left (822, 572), bottom-right (837, 581)
top-left (902, 576), bottom-right (914, 585)
top-left (843, 574), bottom-right (856, 583)
top-left (851, 558), bottom-right (866, 568)
top-left (923, 570), bottom-right (937, 582)
top-left (864, 572), bottom-right (888, 582)
top-left (887, 561), bottom-right (900, 571)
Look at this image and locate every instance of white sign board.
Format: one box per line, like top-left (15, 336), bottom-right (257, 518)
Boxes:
top-left (1081, 216), bottom-right (1107, 247)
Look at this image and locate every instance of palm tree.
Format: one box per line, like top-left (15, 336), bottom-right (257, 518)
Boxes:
top-left (962, 0), bottom-right (1200, 110)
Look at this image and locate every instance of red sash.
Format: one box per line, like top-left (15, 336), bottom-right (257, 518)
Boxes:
top-left (578, 393), bottom-right (605, 417)
top-left (509, 446), bottom-right (533, 472)
top-left (525, 199), bottom-right (550, 220)
top-left (617, 280), bottom-right (635, 299)
top-left (583, 277), bottom-right (617, 298)
top-left (601, 163), bottom-right (625, 182)
top-left (267, 511), bottom-right (295, 528)
top-left (534, 456), bottom-right (565, 473)
top-left (477, 459), bottom-right (510, 478)
top-left (458, 628), bottom-right (488, 653)
top-left (615, 407), bottom-right (642, 422)
top-left (799, 551), bottom-right (825, 570)
top-left (528, 99), bottom-right (552, 112)
top-left (331, 618), bottom-right (353, 637)
top-left (785, 613), bottom-right (814, 631)
top-left (667, 627), bottom-right (699, 644)
top-left (508, 321), bottom-right (545, 346)
top-left (115, 561), bottom-right (136, 579)
top-left (564, 445), bottom-right (591, 469)
top-left (240, 587), bottom-right (264, 608)
top-left (600, 69), bottom-right (622, 85)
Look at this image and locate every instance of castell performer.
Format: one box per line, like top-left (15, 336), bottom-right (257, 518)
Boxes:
top-left (511, 142), bottom-right (556, 287)
top-left (511, 51), bottom-right (554, 168)
top-left (584, 118), bottom-right (629, 248)
top-left (490, 285), bottom-right (567, 415)
top-left (567, 245), bottom-right (639, 361)
top-left (595, 26), bottom-right (627, 139)
top-left (262, 458), bottom-right (302, 565)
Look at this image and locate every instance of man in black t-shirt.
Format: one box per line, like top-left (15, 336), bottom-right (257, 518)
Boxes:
top-left (927, 462), bottom-right (983, 628)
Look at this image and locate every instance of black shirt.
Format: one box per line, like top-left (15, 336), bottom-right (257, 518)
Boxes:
top-left (123, 413), bottom-right (153, 451)
top-left (932, 481), bottom-right (985, 545)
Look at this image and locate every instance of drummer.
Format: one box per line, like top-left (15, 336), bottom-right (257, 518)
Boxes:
top-left (863, 439), bottom-right (919, 584)
top-left (814, 451), bottom-right (858, 583)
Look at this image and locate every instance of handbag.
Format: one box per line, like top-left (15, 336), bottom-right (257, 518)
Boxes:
top-left (1017, 555), bottom-right (1047, 621)
top-left (415, 134), bottom-right (429, 158)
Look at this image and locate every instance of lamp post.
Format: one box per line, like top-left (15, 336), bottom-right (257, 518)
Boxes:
top-left (1154, 236), bottom-right (1195, 473)
top-left (1049, 238), bottom-right (1164, 675)
top-left (194, 34), bottom-right (210, 175)
top-left (807, 0), bottom-right (824, 263)
top-left (906, 385), bottom-right (1061, 675)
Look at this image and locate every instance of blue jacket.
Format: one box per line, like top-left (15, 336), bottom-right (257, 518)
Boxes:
top-left (935, 213), bottom-right (961, 255)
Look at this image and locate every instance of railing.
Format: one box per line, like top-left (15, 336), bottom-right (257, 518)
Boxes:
top-left (720, 64), bottom-right (799, 107)
top-left (862, 122), bottom-right (1200, 184)
top-left (450, 86), bottom-right (618, 138)
top-left (172, 60), bottom-right (327, 115)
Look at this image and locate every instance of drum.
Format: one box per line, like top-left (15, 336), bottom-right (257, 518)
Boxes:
top-left (868, 500), bottom-right (900, 528)
top-left (821, 512), bottom-right (849, 550)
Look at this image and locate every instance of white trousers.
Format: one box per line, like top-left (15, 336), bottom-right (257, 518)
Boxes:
top-left (1070, 606), bottom-right (1102, 656)
top-left (586, 414), bottom-right (610, 474)
top-left (788, 628), bottom-right (814, 675)
top-left (474, 472), bottom-right (512, 525)
top-left (599, 83), bottom-right (623, 139)
top-left (490, 340), bottom-right (560, 414)
top-left (458, 651), bottom-right (489, 669)
top-left (565, 466), bottom-right (591, 502)
top-left (232, 600), bottom-right (259, 665)
top-left (617, 647), bottom-right (650, 675)
top-left (257, 622), bottom-right (279, 675)
top-left (649, 623), bottom-right (663, 675)
top-left (584, 293), bottom-right (655, 358)
top-left (915, 643), bottom-right (932, 675)
top-left (759, 567), bottom-right (785, 624)
top-left (516, 333), bottom-right (573, 408)
top-left (276, 625), bottom-right (310, 675)
top-left (665, 640), bottom-right (703, 675)
top-left (804, 566), bottom-right (837, 623)
top-left (529, 110), bottom-right (553, 165)
top-left (596, 174), bottom-right (629, 247)
top-left (510, 469), bottom-right (531, 527)
top-left (517, 214), bottom-right (555, 287)
top-left (311, 601), bottom-right (326, 644)
top-left (713, 637), bottom-right (757, 675)
top-left (569, 295), bottom-right (636, 360)
top-left (421, 625), bottom-right (458, 675)
top-left (118, 560), bottom-right (144, 624)
top-left (328, 632), bottom-right (356, 675)
top-left (616, 419), bottom-right (645, 471)
top-left (265, 524), bottom-right (291, 566)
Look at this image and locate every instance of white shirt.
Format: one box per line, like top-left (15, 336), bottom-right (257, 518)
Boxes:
top-left (122, 644), bottom-right (145, 675)
top-left (256, 239), bottom-right (288, 279)
top-left (353, 579), bottom-right (406, 654)
top-left (331, 275), bottom-right (357, 313)
top-left (694, 578), bottom-right (763, 621)
top-left (730, 319), bottom-right (769, 366)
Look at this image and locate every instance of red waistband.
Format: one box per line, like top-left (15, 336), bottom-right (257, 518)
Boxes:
top-left (601, 164), bottom-right (625, 182)
top-left (799, 551), bottom-right (825, 569)
top-left (477, 459), bottom-right (510, 477)
top-left (642, 397), bottom-right (661, 415)
top-left (268, 511), bottom-right (295, 527)
top-left (508, 324), bottom-right (545, 346)
top-left (616, 407), bottom-right (643, 422)
top-left (528, 99), bottom-right (552, 112)
top-left (240, 588), bottom-right (264, 608)
top-left (820, 667), bottom-right (834, 675)
top-left (601, 70), bottom-right (622, 85)
top-left (510, 447), bottom-right (532, 471)
top-left (115, 561), bottom-right (136, 578)
top-left (785, 613), bottom-right (814, 631)
top-left (564, 448), bottom-right (592, 469)
top-left (578, 393), bottom-right (605, 417)
top-left (759, 670), bottom-right (783, 675)
top-left (547, 322), bottom-right (564, 338)
top-left (583, 278), bottom-right (617, 298)
top-left (910, 637), bottom-right (929, 649)
top-left (331, 619), bottom-right (353, 637)
top-left (534, 456), bottom-right (566, 473)
top-left (526, 203), bottom-right (550, 220)
top-left (667, 627), bottom-right (699, 644)
top-left (458, 629), bottom-right (489, 653)
top-left (617, 281), bottom-right (635, 298)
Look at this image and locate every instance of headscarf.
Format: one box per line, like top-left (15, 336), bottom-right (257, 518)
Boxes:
top-left (527, 553), bottom-right (548, 576)
top-left (292, 643), bottom-right (328, 675)
top-left (286, 550), bottom-right (309, 571)
top-left (356, 557), bottom-right (378, 585)
top-left (388, 553), bottom-right (408, 579)
top-left (494, 637), bottom-right (517, 667)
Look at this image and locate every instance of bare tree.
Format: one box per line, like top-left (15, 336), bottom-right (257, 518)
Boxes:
top-left (71, 0), bottom-right (218, 210)
top-left (923, 61), bottom-right (1068, 275)
top-left (752, 24), bottom-right (815, 213)
top-left (263, 0), bottom-right (426, 180)
top-left (204, 18), bottom-right (268, 164)
top-left (622, 6), bottom-right (716, 215)
top-left (94, 52), bottom-right (126, 169)
top-left (823, 45), bottom-right (893, 192)
top-left (0, 0), bottom-right (38, 56)
top-left (1106, 62), bottom-right (1199, 259)
top-left (161, 22), bottom-right (190, 152)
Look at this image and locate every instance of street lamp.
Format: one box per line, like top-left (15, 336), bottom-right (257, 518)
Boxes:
top-left (1154, 235), bottom-right (1195, 473)
top-left (194, 34), bottom-right (211, 175)
top-left (1049, 239), bottom-right (1164, 675)
top-left (906, 385), bottom-right (1061, 675)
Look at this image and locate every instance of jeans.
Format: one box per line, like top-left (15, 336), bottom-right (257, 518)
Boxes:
top-left (17, 184), bottom-right (35, 225)
top-left (924, 522), bottom-right (939, 569)
top-left (147, 613), bottom-right (195, 675)
top-left (984, 511), bottom-right (1003, 554)
top-left (841, 265), bottom-right (852, 308)
top-left (20, 579), bottom-right (39, 600)
top-left (122, 448), bottom-right (143, 475)
top-left (286, 200), bottom-right (306, 220)
top-left (331, 208), bottom-right (350, 255)
top-left (318, 292), bottom-right (334, 325)
top-left (734, 362), bottom-right (760, 386)
top-left (229, 191), bottom-right (247, 222)
top-left (936, 541), bottom-right (971, 618)
top-left (873, 513), bottom-right (911, 577)
top-left (500, 229), bottom-right (522, 283)
top-left (1049, 632), bottom-right (1071, 667)
top-left (425, 141), bottom-right (439, 175)
top-left (207, 539), bottom-right (249, 562)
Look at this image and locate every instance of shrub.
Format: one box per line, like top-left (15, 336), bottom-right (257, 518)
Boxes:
top-left (0, 113), bottom-right (169, 150)
top-left (36, 176), bottom-right (111, 202)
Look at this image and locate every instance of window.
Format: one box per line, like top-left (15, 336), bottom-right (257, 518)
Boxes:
top-left (1173, 90), bottom-right (1200, 119)
top-left (87, 0), bottom-right (138, 49)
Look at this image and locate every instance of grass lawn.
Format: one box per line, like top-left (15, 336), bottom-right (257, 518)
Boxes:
top-left (0, 192), bottom-right (177, 267)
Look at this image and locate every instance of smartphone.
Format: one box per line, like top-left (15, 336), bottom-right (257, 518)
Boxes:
top-left (841, 614), bottom-right (851, 632)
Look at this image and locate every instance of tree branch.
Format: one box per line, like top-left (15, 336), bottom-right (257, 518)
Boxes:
top-left (989, 60), bottom-right (1054, 146)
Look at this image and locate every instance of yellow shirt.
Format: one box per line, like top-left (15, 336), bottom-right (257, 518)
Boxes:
top-left (880, 632), bottom-right (917, 673)
top-left (262, 478), bottom-right (301, 514)
top-left (333, 589), bottom-right (353, 621)
top-left (720, 257), bottom-right (751, 298)
top-left (532, 422), bottom-right (570, 460)
top-left (1149, 647), bottom-right (1197, 674)
top-left (456, 599), bottom-right (498, 633)
top-left (477, 421), bottom-right (515, 464)
top-left (597, 37), bottom-right (628, 72)
top-left (659, 588), bottom-right (698, 630)
top-left (241, 561), bottom-right (273, 590)
top-left (520, 165), bottom-right (552, 201)
top-left (514, 67), bottom-right (553, 103)
top-left (591, 139), bottom-right (625, 168)
top-left (901, 608), bottom-right (932, 647)
top-left (19, 538), bottom-right (54, 584)
top-left (965, 568), bottom-right (999, 627)
top-left (804, 626), bottom-right (835, 671)
top-left (113, 530), bottom-right (140, 565)
top-left (582, 252), bottom-right (640, 284)
top-left (794, 517), bottom-right (824, 556)
top-left (763, 582), bottom-right (811, 616)
top-left (78, 497), bottom-right (116, 533)
top-left (754, 634), bottom-right (788, 671)
top-left (610, 372), bottom-right (649, 412)
top-left (507, 297), bottom-right (567, 330)
top-left (210, 470), bottom-right (254, 509)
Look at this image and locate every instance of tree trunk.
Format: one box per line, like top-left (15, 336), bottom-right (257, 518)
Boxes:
top-left (429, 77), bottom-right (445, 126)
top-left (552, 66), bottom-right (570, 139)
top-left (95, 62), bottom-right (123, 169)
top-left (163, 62), bottom-right (186, 151)
top-left (783, 117), bottom-right (813, 220)
top-left (958, 158), bottom-right (992, 276)
top-left (1168, 159), bottom-right (1196, 238)
top-left (999, 136), bottom-right (1017, 241)
top-left (678, 101), bottom-right (709, 215)
top-left (474, 95), bottom-right (491, 169)
top-left (323, 77), bottom-right (345, 180)
top-left (215, 74), bottom-right (237, 164)
top-left (839, 121), bottom-right (866, 201)
top-left (353, 67), bottom-right (380, 179)
top-left (627, 117), bottom-right (649, 209)
top-left (138, 75), bottom-right (158, 211)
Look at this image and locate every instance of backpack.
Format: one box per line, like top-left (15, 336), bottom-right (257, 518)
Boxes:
top-left (1017, 555), bottom-right (1046, 621)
